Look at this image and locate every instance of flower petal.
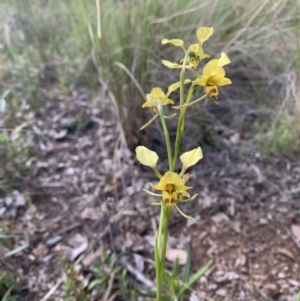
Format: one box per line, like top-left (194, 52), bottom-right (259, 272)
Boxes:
top-left (162, 98), bottom-right (174, 105)
top-left (178, 190), bottom-right (190, 198)
top-left (163, 191), bottom-right (177, 206)
top-left (161, 38), bottom-right (185, 49)
top-left (188, 43), bottom-right (199, 53)
top-left (151, 171), bottom-right (191, 191)
top-left (198, 53), bottom-right (210, 60)
top-left (196, 27), bottom-right (214, 44)
top-left (205, 85), bottom-right (219, 97)
top-left (152, 172), bottom-right (182, 190)
top-left (179, 193), bottom-right (198, 203)
top-left (142, 100), bottom-right (154, 108)
top-left (140, 114), bottom-right (159, 130)
top-left (213, 76), bottom-right (232, 86)
top-left (218, 52), bottom-right (231, 67)
top-left (136, 146), bottom-right (159, 168)
top-left (167, 79), bottom-right (191, 95)
top-left (162, 60), bottom-right (185, 69)
top-left (143, 188), bottom-right (162, 197)
top-left (180, 147), bottom-right (203, 170)
top-left (168, 82), bottom-right (181, 93)
top-left (203, 59), bottom-right (224, 77)
top-left (175, 204), bottom-right (195, 220)
top-left (192, 77), bottom-right (208, 86)
top-left (187, 43), bottom-right (210, 62)
top-left (149, 87), bottom-right (166, 100)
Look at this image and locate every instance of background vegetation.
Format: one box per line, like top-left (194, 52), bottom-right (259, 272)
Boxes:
top-left (1, 0), bottom-right (299, 152)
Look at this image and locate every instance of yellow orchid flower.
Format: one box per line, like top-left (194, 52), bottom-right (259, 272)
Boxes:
top-left (149, 171), bottom-right (198, 220)
top-left (136, 146), bottom-right (202, 213)
top-left (150, 171), bottom-right (191, 206)
top-left (193, 52), bottom-right (232, 98)
top-left (140, 87), bottom-right (173, 130)
top-left (162, 27), bottom-right (214, 69)
top-left (142, 87), bottom-right (174, 111)
top-left (140, 80), bottom-right (191, 130)
top-left (186, 27), bottom-right (214, 64)
top-left (149, 147), bottom-right (202, 205)
top-left (142, 80), bottom-right (191, 112)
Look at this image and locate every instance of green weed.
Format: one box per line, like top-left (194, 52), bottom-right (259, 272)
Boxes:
top-left (163, 246), bottom-right (213, 301)
top-left (88, 249), bottom-right (137, 300)
top-left (0, 227), bottom-right (13, 249)
top-left (0, 270), bottom-right (19, 301)
top-left (255, 106), bottom-right (300, 156)
top-left (60, 249), bottom-right (138, 301)
top-left (0, 130), bottom-right (32, 196)
top-left (60, 258), bottom-right (90, 301)
top-left (0, 88), bottom-right (35, 196)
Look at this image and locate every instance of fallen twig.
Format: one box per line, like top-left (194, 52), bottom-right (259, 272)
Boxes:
top-left (4, 243), bottom-right (29, 258)
top-left (40, 276), bottom-right (64, 301)
top-left (119, 256), bottom-right (155, 288)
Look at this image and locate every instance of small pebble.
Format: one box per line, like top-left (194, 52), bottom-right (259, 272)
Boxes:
top-left (215, 288), bottom-right (227, 297)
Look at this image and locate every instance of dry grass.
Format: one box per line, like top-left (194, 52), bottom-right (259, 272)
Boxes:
top-left (0, 0), bottom-right (299, 154)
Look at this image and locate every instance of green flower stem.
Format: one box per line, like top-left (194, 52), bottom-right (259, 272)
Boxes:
top-left (155, 205), bottom-right (165, 301)
top-left (158, 105), bottom-right (173, 171)
top-left (172, 50), bottom-right (196, 171)
top-left (159, 206), bottom-right (171, 282)
top-left (155, 205), bottom-right (172, 301)
top-left (179, 52), bottom-right (190, 106)
top-left (152, 166), bottom-right (162, 179)
top-left (157, 203), bottom-right (165, 257)
top-left (172, 84), bottom-right (195, 171)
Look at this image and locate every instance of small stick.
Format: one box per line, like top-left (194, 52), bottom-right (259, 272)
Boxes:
top-left (40, 276), bottom-right (64, 301)
top-left (119, 256), bottom-right (155, 288)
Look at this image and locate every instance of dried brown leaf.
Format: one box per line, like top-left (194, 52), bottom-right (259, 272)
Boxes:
top-left (82, 248), bottom-right (102, 266)
top-left (276, 247), bottom-right (295, 261)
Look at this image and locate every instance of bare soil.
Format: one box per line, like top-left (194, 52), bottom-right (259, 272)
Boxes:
top-left (1, 87), bottom-right (300, 301)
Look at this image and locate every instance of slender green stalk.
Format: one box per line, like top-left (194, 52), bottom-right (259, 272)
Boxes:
top-left (179, 54), bottom-right (189, 106)
top-left (158, 105), bottom-right (173, 170)
top-left (171, 52), bottom-right (191, 172)
top-left (156, 205), bottom-right (165, 259)
top-left (155, 205), bottom-right (172, 301)
top-left (155, 105), bottom-right (174, 300)
top-left (155, 206), bottom-right (165, 301)
top-left (172, 84), bottom-right (195, 171)
top-left (152, 166), bottom-right (162, 179)
top-left (159, 207), bottom-right (171, 281)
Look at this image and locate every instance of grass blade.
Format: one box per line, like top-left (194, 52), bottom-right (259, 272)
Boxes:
top-left (182, 244), bottom-right (192, 283)
top-left (178, 261), bottom-right (213, 297)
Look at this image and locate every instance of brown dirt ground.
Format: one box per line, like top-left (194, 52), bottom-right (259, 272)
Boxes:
top-left (1, 87), bottom-right (300, 301)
